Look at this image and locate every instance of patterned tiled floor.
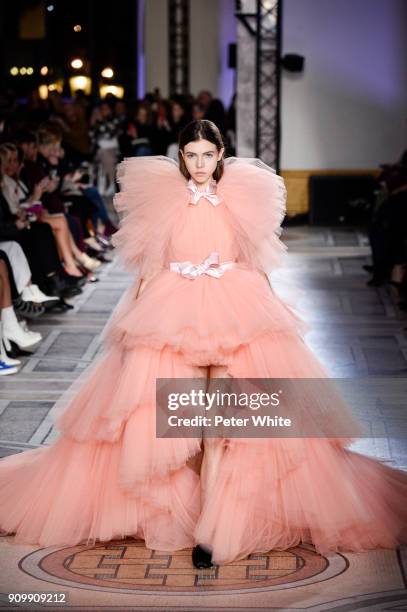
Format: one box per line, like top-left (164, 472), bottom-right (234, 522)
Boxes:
top-left (0, 257), bottom-right (129, 456)
top-left (0, 226), bottom-right (406, 611)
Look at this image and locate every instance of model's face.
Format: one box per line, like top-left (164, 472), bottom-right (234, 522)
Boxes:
top-left (180, 139), bottom-right (224, 186)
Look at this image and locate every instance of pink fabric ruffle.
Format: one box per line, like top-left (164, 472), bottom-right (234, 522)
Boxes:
top-left (112, 156), bottom-right (187, 279)
top-left (112, 155), bottom-right (288, 280)
top-left (0, 435), bottom-right (200, 550)
top-left (219, 157), bottom-right (288, 274)
top-left (194, 439), bottom-right (407, 564)
top-left (104, 266), bottom-right (310, 363)
top-left (1, 156), bottom-right (407, 564)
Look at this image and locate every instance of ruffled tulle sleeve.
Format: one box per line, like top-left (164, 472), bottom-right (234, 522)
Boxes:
top-left (217, 157), bottom-right (287, 274)
top-left (112, 155), bottom-right (188, 279)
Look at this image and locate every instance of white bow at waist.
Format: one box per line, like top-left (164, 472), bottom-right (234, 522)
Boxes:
top-left (169, 252), bottom-right (236, 279)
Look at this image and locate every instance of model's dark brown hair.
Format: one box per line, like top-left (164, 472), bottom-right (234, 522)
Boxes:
top-left (178, 119), bottom-right (225, 182)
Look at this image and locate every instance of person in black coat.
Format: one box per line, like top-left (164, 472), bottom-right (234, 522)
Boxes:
top-left (0, 191), bottom-right (81, 299)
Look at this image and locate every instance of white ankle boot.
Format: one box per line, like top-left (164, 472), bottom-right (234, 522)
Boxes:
top-left (23, 284), bottom-right (59, 304)
top-left (0, 322), bottom-right (20, 373)
top-left (1, 306), bottom-right (42, 350)
top-left (1, 332), bottom-right (20, 365)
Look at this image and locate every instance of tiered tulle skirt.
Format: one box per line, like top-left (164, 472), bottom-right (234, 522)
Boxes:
top-left (0, 268), bottom-right (407, 564)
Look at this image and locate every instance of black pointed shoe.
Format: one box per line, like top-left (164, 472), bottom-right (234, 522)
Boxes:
top-left (192, 544), bottom-right (214, 569)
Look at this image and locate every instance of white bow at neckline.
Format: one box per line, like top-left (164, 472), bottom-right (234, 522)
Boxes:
top-left (187, 179), bottom-right (222, 206)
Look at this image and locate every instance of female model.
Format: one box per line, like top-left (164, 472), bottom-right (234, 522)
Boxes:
top-left (0, 120), bottom-right (406, 570)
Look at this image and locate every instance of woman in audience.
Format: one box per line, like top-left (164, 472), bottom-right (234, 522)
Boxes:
top-left (89, 102), bottom-right (121, 195)
top-left (121, 102), bottom-right (157, 157)
top-left (0, 150), bottom-right (83, 301)
top-left (51, 142), bottom-right (115, 249)
top-left (58, 101), bottom-right (92, 165)
top-left (43, 139), bottom-right (103, 270)
top-left (14, 131), bottom-right (95, 277)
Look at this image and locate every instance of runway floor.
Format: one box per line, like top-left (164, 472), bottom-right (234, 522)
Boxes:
top-left (0, 225), bottom-right (406, 611)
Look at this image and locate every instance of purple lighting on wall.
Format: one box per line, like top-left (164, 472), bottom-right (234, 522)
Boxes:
top-left (218, 0), bottom-right (237, 108)
top-left (137, 0), bottom-right (145, 99)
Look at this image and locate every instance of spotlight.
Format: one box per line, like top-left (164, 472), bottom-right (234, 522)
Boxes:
top-left (71, 58), bottom-right (83, 69)
top-left (20, 67), bottom-right (27, 75)
top-left (101, 67), bottom-right (114, 79)
top-left (69, 75), bottom-right (91, 95)
top-left (100, 84), bottom-right (124, 99)
top-left (39, 85), bottom-right (49, 99)
top-left (73, 24), bottom-right (82, 32)
top-left (47, 4), bottom-right (54, 12)
top-left (40, 66), bottom-right (49, 75)
top-left (10, 67), bottom-right (18, 76)
top-left (27, 67), bottom-right (34, 75)
top-left (48, 82), bottom-right (63, 93)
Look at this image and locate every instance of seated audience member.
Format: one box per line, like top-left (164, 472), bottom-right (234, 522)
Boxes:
top-left (0, 149), bottom-right (84, 300)
top-left (89, 103), bottom-right (121, 195)
top-left (366, 162), bottom-right (407, 288)
top-left (15, 129), bottom-right (98, 276)
top-left (120, 102), bottom-right (157, 158)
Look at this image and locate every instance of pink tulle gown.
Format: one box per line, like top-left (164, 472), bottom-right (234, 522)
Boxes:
top-left (0, 156), bottom-right (406, 565)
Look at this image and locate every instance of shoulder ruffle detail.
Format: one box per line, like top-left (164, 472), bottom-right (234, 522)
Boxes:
top-left (112, 156), bottom-right (188, 278)
top-left (218, 157), bottom-right (287, 274)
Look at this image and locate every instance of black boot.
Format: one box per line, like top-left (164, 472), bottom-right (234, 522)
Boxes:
top-left (61, 270), bottom-right (87, 288)
top-left (45, 273), bottom-right (83, 298)
top-left (46, 297), bottom-right (75, 312)
top-left (192, 544), bottom-right (213, 569)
